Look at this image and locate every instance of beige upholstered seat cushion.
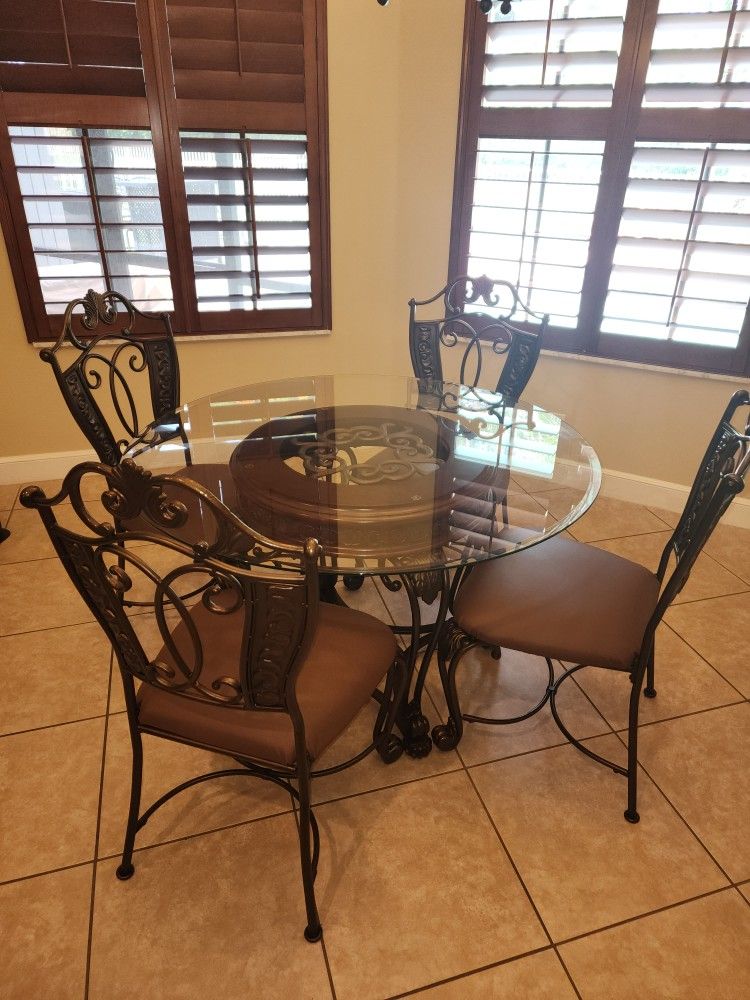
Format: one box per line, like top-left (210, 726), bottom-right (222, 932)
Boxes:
top-left (138, 600), bottom-right (398, 767)
top-left (453, 533), bottom-right (661, 671)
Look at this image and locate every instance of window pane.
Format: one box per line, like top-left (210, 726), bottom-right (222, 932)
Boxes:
top-left (8, 126), bottom-right (173, 314)
top-left (602, 142), bottom-right (750, 349)
top-left (468, 138), bottom-right (605, 328)
top-left (483, 0), bottom-right (628, 109)
top-left (179, 131), bottom-right (312, 313)
top-left (644, 1), bottom-right (750, 108)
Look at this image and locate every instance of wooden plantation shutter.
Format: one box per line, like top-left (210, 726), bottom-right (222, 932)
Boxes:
top-left (164, 0), bottom-right (307, 131)
top-left (451, 0), bottom-right (750, 376)
top-left (0, 0), bottom-right (330, 342)
top-left (139, 0), bottom-right (327, 333)
top-left (0, 0), bottom-right (146, 106)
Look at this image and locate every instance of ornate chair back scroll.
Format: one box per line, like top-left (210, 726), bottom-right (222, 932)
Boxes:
top-left (433, 389), bottom-right (750, 824)
top-left (40, 288), bottom-right (184, 465)
top-left (21, 459), bottom-right (408, 942)
top-left (408, 275), bottom-right (549, 401)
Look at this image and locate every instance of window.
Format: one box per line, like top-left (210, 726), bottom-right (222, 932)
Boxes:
top-left (451, 0), bottom-right (750, 375)
top-left (0, 0), bottom-right (329, 342)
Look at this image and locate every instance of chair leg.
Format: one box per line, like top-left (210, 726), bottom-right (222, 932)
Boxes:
top-left (297, 758), bottom-right (322, 942)
top-left (624, 669), bottom-right (644, 824)
top-left (116, 726), bottom-right (143, 880)
top-left (644, 645), bottom-right (656, 699)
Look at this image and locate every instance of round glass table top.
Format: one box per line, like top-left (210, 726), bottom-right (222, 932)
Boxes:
top-left (130, 374), bottom-right (601, 576)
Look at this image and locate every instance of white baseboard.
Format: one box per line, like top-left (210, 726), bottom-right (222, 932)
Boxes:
top-left (2, 447), bottom-right (749, 530)
top-left (0, 449), bottom-right (96, 486)
top-left (601, 468), bottom-right (750, 530)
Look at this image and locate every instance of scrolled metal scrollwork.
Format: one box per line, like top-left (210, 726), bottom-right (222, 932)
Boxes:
top-left (409, 275), bottom-right (548, 398)
top-left (40, 288), bottom-right (181, 466)
top-left (291, 421), bottom-right (442, 485)
top-left (21, 461), bottom-right (321, 715)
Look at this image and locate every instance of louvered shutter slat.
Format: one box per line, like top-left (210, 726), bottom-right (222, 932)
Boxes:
top-left (0, 0), bottom-right (144, 97)
top-left (482, 0), bottom-right (628, 109)
top-left (602, 142), bottom-right (750, 350)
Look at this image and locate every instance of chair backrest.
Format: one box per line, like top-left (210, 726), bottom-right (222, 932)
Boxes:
top-left (21, 460), bottom-right (321, 732)
top-left (40, 289), bottom-right (181, 466)
top-left (644, 389), bottom-right (750, 648)
top-left (408, 275), bottom-right (549, 400)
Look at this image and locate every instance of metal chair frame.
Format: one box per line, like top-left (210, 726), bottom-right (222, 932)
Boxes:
top-left (432, 390), bottom-right (750, 823)
top-left (22, 459), bottom-right (407, 942)
top-left (408, 274), bottom-right (549, 401)
top-left (40, 288), bottom-right (183, 466)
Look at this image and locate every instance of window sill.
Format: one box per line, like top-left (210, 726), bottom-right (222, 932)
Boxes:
top-left (174, 328), bottom-right (332, 345)
top-left (541, 348), bottom-right (750, 385)
top-left (33, 328), bottom-right (332, 350)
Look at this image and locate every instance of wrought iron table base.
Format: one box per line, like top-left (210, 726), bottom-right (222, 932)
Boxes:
top-left (322, 566), bottom-right (452, 759)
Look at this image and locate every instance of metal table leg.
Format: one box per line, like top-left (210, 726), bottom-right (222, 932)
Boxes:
top-left (381, 568), bottom-right (451, 758)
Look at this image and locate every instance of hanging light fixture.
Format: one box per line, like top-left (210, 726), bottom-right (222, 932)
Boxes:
top-left (377, 0), bottom-right (517, 12)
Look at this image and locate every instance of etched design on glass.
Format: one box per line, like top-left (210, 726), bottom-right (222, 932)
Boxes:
top-left (290, 422), bottom-right (442, 485)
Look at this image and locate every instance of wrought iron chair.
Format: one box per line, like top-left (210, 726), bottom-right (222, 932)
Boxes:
top-left (21, 460), bottom-right (407, 942)
top-left (408, 275), bottom-right (549, 401)
top-left (41, 287), bottom-right (237, 521)
top-left (41, 289), bottom-right (183, 465)
top-left (432, 389), bottom-right (750, 824)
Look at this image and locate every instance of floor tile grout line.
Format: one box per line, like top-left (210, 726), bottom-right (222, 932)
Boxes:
top-left (552, 883), bottom-right (737, 950)
top-left (383, 944), bottom-right (556, 1000)
top-left (661, 618), bottom-right (749, 702)
top-left (460, 763), bottom-right (554, 947)
top-left (497, 665), bottom-right (739, 889)
top-left (666, 584), bottom-right (750, 609)
top-left (562, 657), bottom-right (746, 739)
top-left (320, 937), bottom-right (338, 1000)
top-left (460, 759), bottom-right (585, 998)
top-left (457, 689), bottom-right (739, 947)
top-left (574, 525), bottom-right (678, 545)
top-left (311, 762), bottom-right (464, 811)
top-left (83, 648), bottom-right (114, 1000)
top-left (0, 617), bottom-right (96, 640)
top-left (0, 712), bottom-right (110, 742)
top-left (95, 805), bottom-right (298, 865)
top-left (607, 726), bottom-right (736, 886)
top-left (0, 858), bottom-right (94, 891)
top-left (616, 698), bottom-right (748, 733)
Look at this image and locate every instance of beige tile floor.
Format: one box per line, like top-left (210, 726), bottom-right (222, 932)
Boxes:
top-left (0, 486), bottom-right (749, 999)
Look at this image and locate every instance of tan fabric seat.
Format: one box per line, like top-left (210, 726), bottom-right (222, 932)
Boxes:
top-left (138, 600), bottom-right (398, 767)
top-left (454, 533), bottom-right (661, 671)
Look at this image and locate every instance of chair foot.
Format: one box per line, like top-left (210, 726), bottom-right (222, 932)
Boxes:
top-left (343, 574), bottom-right (364, 591)
top-left (377, 734), bottom-right (404, 764)
top-left (116, 862), bottom-right (135, 881)
top-left (304, 923), bottom-right (323, 943)
top-left (490, 646), bottom-right (502, 660)
top-left (432, 720), bottom-right (460, 752)
top-left (644, 687), bottom-right (657, 699)
top-left (624, 808), bottom-right (640, 824)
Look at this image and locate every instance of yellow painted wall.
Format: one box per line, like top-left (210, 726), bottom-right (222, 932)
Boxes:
top-left (0, 0), bottom-right (747, 486)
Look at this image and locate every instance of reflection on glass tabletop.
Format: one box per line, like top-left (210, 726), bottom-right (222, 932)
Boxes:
top-left (129, 374), bottom-right (601, 575)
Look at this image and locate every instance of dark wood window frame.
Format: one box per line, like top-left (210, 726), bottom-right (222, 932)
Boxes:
top-left (449, 0), bottom-right (750, 377)
top-left (0, 0), bottom-right (331, 343)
